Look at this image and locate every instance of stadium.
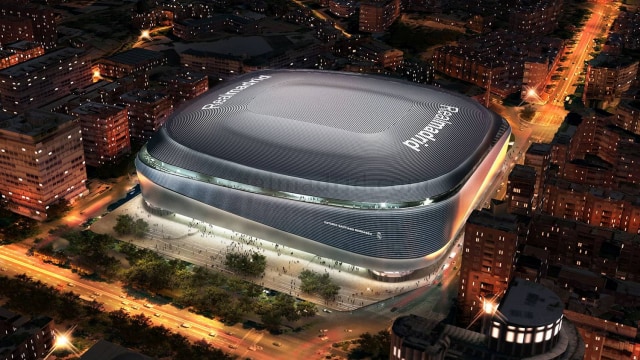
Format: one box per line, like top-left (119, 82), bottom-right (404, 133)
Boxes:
top-left (135, 69), bottom-right (511, 279)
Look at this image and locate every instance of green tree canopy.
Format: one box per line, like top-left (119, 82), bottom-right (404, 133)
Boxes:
top-left (298, 270), bottom-right (340, 301)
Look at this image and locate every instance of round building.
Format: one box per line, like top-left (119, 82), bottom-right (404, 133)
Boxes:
top-left (135, 69), bottom-right (511, 278)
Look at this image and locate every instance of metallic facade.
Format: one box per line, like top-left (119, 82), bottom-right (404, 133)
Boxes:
top-left (136, 70), bottom-right (511, 274)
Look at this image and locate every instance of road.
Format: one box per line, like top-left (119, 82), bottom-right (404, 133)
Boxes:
top-left (1, 236), bottom-right (464, 360)
top-left (525, 1), bottom-right (617, 143)
top-left (0, 243), bottom-right (304, 360)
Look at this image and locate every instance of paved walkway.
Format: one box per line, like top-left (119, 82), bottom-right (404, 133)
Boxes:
top-left (91, 195), bottom-right (460, 312)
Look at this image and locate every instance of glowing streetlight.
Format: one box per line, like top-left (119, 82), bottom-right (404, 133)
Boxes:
top-left (519, 86), bottom-right (541, 106)
top-left (44, 326), bottom-right (80, 359)
top-left (140, 30), bottom-right (152, 40)
top-left (55, 334), bottom-right (70, 348)
top-left (483, 299), bottom-right (497, 315)
top-left (526, 88), bottom-right (537, 99)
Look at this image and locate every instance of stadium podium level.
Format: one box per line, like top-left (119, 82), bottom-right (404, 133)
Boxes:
top-left (136, 70), bottom-right (511, 280)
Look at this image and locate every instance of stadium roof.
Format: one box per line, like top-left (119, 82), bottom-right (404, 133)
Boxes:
top-left (146, 70), bottom-right (506, 202)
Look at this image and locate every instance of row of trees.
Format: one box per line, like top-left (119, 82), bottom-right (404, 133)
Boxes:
top-left (38, 221), bottom-right (327, 332)
top-left (116, 245), bottom-right (318, 329)
top-left (0, 274), bottom-right (233, 359)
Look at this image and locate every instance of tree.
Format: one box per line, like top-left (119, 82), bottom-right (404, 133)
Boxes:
top-left (349, 330), bottom-right (391, 360)
top-left (295, 300), bottom-right (317, 318)
top-left (124, 254), bottom-right (174, 291)
top-left (46, 199), bottom-right (71, 221)
top-left (114, 214), bottom-right (135, 235)
top-left (2, 216), bottom-right (39, 243)
top-left (520, 105), bottom-right (536, 121)
top-left (133, 218), bottom-right (149, 238)
top-left (298, 270), bottom-right (341, 301)
top-left (224, 251), bottom-right (267, 277)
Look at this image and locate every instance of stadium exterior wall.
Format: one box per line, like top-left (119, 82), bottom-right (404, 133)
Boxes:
top-left (135, 124), bottom-right (510, 274)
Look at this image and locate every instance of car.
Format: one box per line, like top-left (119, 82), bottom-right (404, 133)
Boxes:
top-left (208, 332), bottom-right (217, 337)
top-left (228, 344), bottom-right (238, 349)
top-left (272, 342), bottom-right (282, 347)
top-left (320, 335), bottom-right (329, 341)
top-left (180, 323), bottom-right (191, 328)
top-left (121, 301), bottom-right (130, 306)
top-left (93, 292), bottom-right (101, 296)
top-left (154, 313), bottom-right (161, 317)
top-left (144, 303), bottom-right (154, 308)
top-left (322, 308), bottom-right (332, 313)
top-left (248, 345), bottom-right (256, 351)
top-left (131, 305), bottom-right (139, 310)
top-left (67, 282), bottom-right (75, 287)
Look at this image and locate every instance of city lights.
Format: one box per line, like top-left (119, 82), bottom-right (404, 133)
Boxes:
top-left (483, 299), bottom-right (497, 315)
top-left (43, 326), bottom-right (80, 359)
top-left (140, 29), bottom-right (151, 40)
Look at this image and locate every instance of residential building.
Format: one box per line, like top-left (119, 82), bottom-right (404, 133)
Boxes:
top-left (161, 70), bottom-right (209, 108)
top-left (583, 54), bottom-right (638, 109)
top-left (0, 307), bottom-right (55, 360)
top-left (506, 164), bottom-right (536, 217)
top-left (458, 203), bottom-right (522, 326)
top-left (0, 1), bottom-right (57, 49)
top-left (0, 110), bottom-right (87, 220)
top-left (0, 41), bottom-right (44, 70)
top-left (0, 47), bottom-right (92, 114)
top-left (97, 48), bottom-right (167, 83)
top-left (563, 310), bottom-right (640, 360)
top-left (120, 90), bottom-right (172, 143)
top-left (71, 102), bottom-right (130, 168)
top-left (524, 143), bottom-right (552, 210)
top-left (359, 0), bottom-right (400, 33)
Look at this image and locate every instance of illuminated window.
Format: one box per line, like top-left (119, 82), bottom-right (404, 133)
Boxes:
top-left (535, 332), bottom-right (544, 343)
top-left (545, 329), bottom-right (552, 340)
top-left (506, 330), bottom-right (515, 342)
top-left (491, 326), bottom-right (500, 338)
top-left (525, 333), bottom-right (532, 344)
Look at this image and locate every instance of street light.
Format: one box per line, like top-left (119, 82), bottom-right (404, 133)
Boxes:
top-left (519, 86), bottom-right (541, 106)
top-left (482, 299), bottom-right (497, 315)
top-left (44, 326), bottom-right (80, 359)
top-left (140, 30), bottom-right (152, 41)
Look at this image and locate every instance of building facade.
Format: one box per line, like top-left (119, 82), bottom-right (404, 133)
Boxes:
top-left (359, 0), bottom-right (400, 33)
top-left (0, 1), bottom-right (57, 49)
top-left (71, 102), bottom-right (131, 168)
top-left (120, 90), bottom-right (173, 143)
top-left (0, 47), bottom-right (92, 114)
top-left (458, 205), bottom-right (522, 326)
top-left (0, 110), bottom-right (87, 220)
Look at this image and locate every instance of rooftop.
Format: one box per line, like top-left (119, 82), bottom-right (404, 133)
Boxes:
top-left (103, 48), bottom-right (164, 66)
top-left (0, 110), bottom-right (76, 137)
top-left (0, 47), bottom-right (85, 78)
top-left (498, 277), bottom-right (564, 327)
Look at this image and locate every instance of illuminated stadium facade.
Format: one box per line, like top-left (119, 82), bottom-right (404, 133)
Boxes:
top-left (135, 70), bottom-right (511, 279)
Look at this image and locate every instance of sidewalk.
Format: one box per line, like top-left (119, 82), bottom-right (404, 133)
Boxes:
top-left (91, 196), bottom-right (458, 312)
